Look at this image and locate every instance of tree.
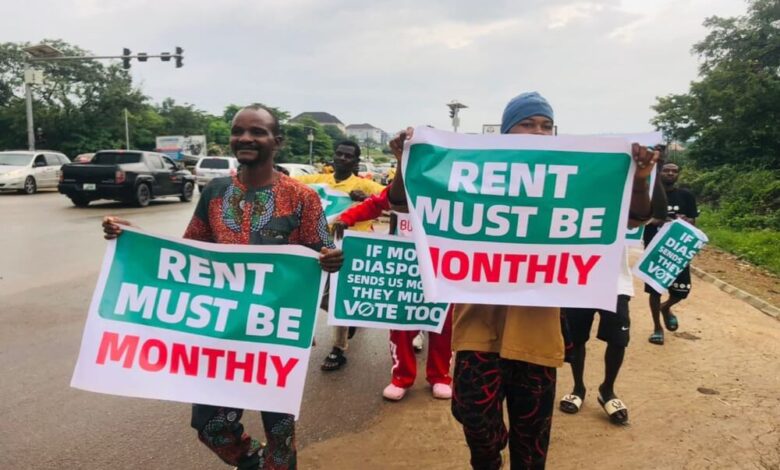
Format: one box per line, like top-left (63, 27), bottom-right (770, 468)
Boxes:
top-left (322, 125), bottom-right (347, 144)
top-left (651, 0), bottom-right (780, 169)
top-left (281, 118), bottom-right (333, 163)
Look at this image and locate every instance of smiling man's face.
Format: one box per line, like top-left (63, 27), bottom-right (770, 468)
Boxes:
top-left (229, 108), bottom-right (280, 166)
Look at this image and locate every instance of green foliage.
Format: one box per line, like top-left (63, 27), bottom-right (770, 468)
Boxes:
top-left (682, 166), bottom-right (780, 230)
top-left (697, 211), bottom-right (780, 275)
top-left (652, 0), bottom-right (780, 169)
top-left (280, 119), bottom-right (333, 164)
top-left (322, 124), bottom-right (347, 143)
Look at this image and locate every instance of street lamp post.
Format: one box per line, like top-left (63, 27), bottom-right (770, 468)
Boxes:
top-left (22, 45), bottom-right (61, 151)
top-left (307, 129), bottom-right (314, 165)
top-left (446, 100), bottom-right (468, 132)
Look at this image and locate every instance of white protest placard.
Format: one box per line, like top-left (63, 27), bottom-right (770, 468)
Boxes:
top-left (71, 227), bottom-right (326, 417)
top-left (402, 127), bottom-right (636, 311)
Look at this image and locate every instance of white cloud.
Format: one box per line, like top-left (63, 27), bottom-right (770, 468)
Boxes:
top-left (547, 2), bottom-right (605, 29)
top-left (404, 19), bottom-right (523, 49)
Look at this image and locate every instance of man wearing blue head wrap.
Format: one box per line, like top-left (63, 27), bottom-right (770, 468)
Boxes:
top-left (500, 91), bottom-right (555, 134)
top-left (387, 92), bottom-right (658, 469)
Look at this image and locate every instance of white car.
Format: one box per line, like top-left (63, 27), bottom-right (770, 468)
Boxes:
top-left (194, 156), bottom-right (239, 191)
top-left (278, 163), bottom-right (317, 177)
top-left (0, 150), bottom-right (70, 194)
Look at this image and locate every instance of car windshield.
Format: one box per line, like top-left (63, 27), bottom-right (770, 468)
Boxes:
top-left (0, 153), bottom-right (32, 166)
top-left (200, 158), bottom-right (230, 169)
top-left (92, 152), bottom-right (142, 164)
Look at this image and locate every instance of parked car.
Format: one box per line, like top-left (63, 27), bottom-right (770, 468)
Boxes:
top-left (194, 156), bottom-right (239, 192)
top-left (278, 163), bottom-right (317, 177)
top-left (58, 150), bottom-right (196, 207)
top-left (0, 150), bottom-right (69, 194)
top-left (73, 153), bottom-right (95, 163)
top-left (358, 161), bottom-right (381, 182)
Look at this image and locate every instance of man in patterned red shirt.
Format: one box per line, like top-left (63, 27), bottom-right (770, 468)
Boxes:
top-left (103, 104), bottom-right (343, 470)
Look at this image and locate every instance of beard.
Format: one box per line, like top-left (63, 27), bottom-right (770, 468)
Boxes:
top-left (233, 143), bottom-right (273, 167)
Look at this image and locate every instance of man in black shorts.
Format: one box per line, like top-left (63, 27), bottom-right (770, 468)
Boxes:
top-left (644, 162), bottom-right (698, 345)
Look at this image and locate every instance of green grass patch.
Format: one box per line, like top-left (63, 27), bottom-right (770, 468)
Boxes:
top-left (697, 210), bottom-right (780, 276)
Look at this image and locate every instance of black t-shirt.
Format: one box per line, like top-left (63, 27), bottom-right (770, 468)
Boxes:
top-left (643, 186), bottom-right (698, 244)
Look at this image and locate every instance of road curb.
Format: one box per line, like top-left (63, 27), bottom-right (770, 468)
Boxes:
top-left (690, 265), bottom-right (780, 321)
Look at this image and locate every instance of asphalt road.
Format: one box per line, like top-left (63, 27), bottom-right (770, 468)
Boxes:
top-left (0, 190), bottom-right (391, 469)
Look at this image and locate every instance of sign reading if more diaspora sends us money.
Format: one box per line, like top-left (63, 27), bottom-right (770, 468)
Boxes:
top-left (633, 219), bottom-right (708, 294)
top-left (402, 127), bottom-right (636, 311)
top-left (71, 227), bottom-right (326, 417)
top-left (328, 231), bottom-right (449, 333)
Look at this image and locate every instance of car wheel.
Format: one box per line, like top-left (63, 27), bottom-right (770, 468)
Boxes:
top-left (180, 181), bottom-right (194, 202)
top-left (70, 195), bottom-right (90, 207)
top-left (135, 183), bottom-right (151, 207)
top-left (22, 176), bottom-right (37, 195)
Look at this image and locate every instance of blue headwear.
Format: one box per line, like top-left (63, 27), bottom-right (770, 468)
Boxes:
top-left (500, 92), bottom-right (554, 134)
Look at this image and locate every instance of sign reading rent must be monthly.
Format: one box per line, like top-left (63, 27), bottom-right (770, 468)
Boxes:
top-left (402, 127), bottom-right (636, 311)
top-left (71, 227), bottom-right (326, 417)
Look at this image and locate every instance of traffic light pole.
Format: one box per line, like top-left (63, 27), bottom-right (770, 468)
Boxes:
top-left (27, 51), bottom-right (184, 67)
top-left (23, 45), bottom-right (183, 151)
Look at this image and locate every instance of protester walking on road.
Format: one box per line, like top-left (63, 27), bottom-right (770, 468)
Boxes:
top-left (645, 162), bottom-right (699, 345)
top-left (102, 103), bottom-right (344, 470)
top-left (560, 172), bottom-right (666, 425)
top-left (331, 188), bottom-right (454, 401)
top-left (388, 91), bottom-right (660, 469)
top-left (295, 140), bottom-right (385, 371)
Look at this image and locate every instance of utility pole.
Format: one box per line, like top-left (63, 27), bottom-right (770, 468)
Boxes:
top-left (25, 80), bottom-right (35, 151)
top-left (307, 129), bottom-right (314, 165)
top-left (124, 109), bottom-right (130, 149)
top-left (447, 100), bottom-right (467, 132)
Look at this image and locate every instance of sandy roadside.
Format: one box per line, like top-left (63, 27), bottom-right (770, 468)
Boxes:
top-left (299, 252), bottom-right (780, 469)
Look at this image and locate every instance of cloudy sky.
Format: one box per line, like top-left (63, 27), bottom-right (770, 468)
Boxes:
top-left (2, 0), bottom-right (747, 135)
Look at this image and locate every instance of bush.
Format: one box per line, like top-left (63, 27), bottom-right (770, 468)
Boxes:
top-left (682, 166), bottom-right (780, 230)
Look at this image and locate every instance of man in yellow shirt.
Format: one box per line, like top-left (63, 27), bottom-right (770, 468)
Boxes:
top-left (296, 140), bottom-right (385, 370)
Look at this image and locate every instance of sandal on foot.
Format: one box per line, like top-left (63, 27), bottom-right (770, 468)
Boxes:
top-left (559, 394), bottom-right (584, 414)
top-left (661, 303), bottom-right (679, 331)
top-left (597, 394), bottom-right (629, 425)
top-left (320, 347), bottom-right (347, 371)
top-left (648, 332), bottom-right (665, 345)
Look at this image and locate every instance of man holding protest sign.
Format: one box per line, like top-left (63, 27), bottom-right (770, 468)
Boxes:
top-left (102, 104), bottom-right (343, 470)
top-left (388, 91), bottom-right (659, 469)
top-left (644, 162), bottom-right (698, 345)
top-left (332, 188), bottom-right (454, 401)
top-left (295, 140), bottom-right (385, 371)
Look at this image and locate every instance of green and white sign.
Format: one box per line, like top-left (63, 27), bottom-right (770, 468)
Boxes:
top-left (328, 231), bottom-right (449, 333)
top-left (71, 227), bottom-right (327, 417)
top-left (309, 184), bottom-right (354, 222)
top-left (402, 127), bottom-right (636, 311)
top-left (633, 219), bottom-right (708, 294)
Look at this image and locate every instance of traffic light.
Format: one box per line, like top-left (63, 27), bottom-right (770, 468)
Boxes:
top-left (449, 108), bottom-right (456, 119)
top-left (122, 48), bottom-right (131, 69)
top-left (137, 52), bottom-right (148, 62)
top-left (160, 52), bottom-right (171, 62)
top-left (175, 47), bottom-right (183, 68)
